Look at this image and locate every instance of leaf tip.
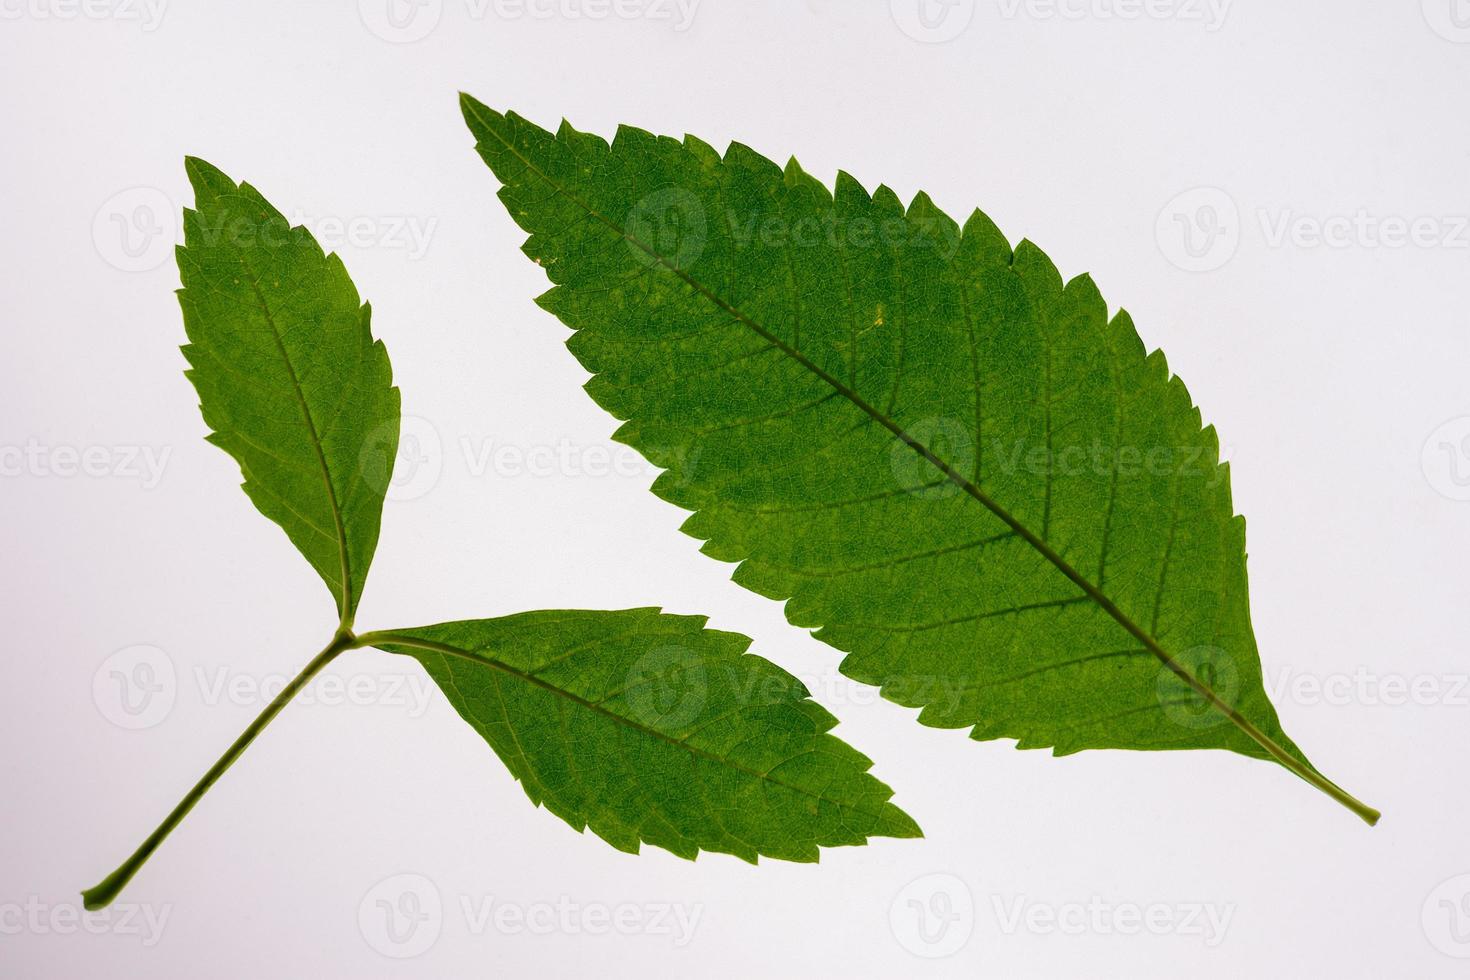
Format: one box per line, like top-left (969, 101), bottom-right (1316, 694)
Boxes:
top-left (182, 156), bottom-right (233, 202)
top-left (884, 804), bottom-right (925, 841)
top-left (458, 92), bottom-right (505, 133)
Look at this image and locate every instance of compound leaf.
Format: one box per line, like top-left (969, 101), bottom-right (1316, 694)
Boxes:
top-left (461, 97), bottom-right (1377, 822)
top-left (178, 159), bottom-right (400, 622)
top-left (369, 608), bottom-right (920, 861)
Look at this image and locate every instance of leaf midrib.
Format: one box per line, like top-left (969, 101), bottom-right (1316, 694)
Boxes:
top-left (234, 254), bottom-right (354, 622)
top-left (365, 630), bottom-right (901, 823)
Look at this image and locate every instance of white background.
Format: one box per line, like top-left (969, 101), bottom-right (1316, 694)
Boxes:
top-left (3, 0), bottom-right (1468, 975)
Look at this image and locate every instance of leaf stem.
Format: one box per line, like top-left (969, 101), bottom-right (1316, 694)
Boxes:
top-left (1190, 685), bottom-right (1381, 826)
top-left (81, 630), bottom-right (357, 910)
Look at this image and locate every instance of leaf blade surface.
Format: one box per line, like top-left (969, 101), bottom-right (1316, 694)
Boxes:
top-left (370, 608), bottom-right (921, 861)
top-left (177, 159), bottom-right (399, 620)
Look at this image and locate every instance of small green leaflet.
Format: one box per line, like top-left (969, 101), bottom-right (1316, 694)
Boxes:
top-left (460, 96), bottom-right (1378, 824)
top-left (178, 158), bottom-right (399, 624)
top-left (82, 163), bottom-right (916, 912)
top-left (377, 608), bottom-right (918, 861)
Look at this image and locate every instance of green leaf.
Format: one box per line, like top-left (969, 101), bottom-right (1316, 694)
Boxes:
top-left (461, 97), bottom-right (1377, 823)
top-left (178, 158), bottom-right (400, 623)
top-left (366, 608), bottom-right (921, 861)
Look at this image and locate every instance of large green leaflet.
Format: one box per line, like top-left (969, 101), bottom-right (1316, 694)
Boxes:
top-left (178, 158), bottom-right (399, 622)
top-left (375, 608), bottom-right (919, 861)
top-left (461, 96), bottom-right (1375, 821)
